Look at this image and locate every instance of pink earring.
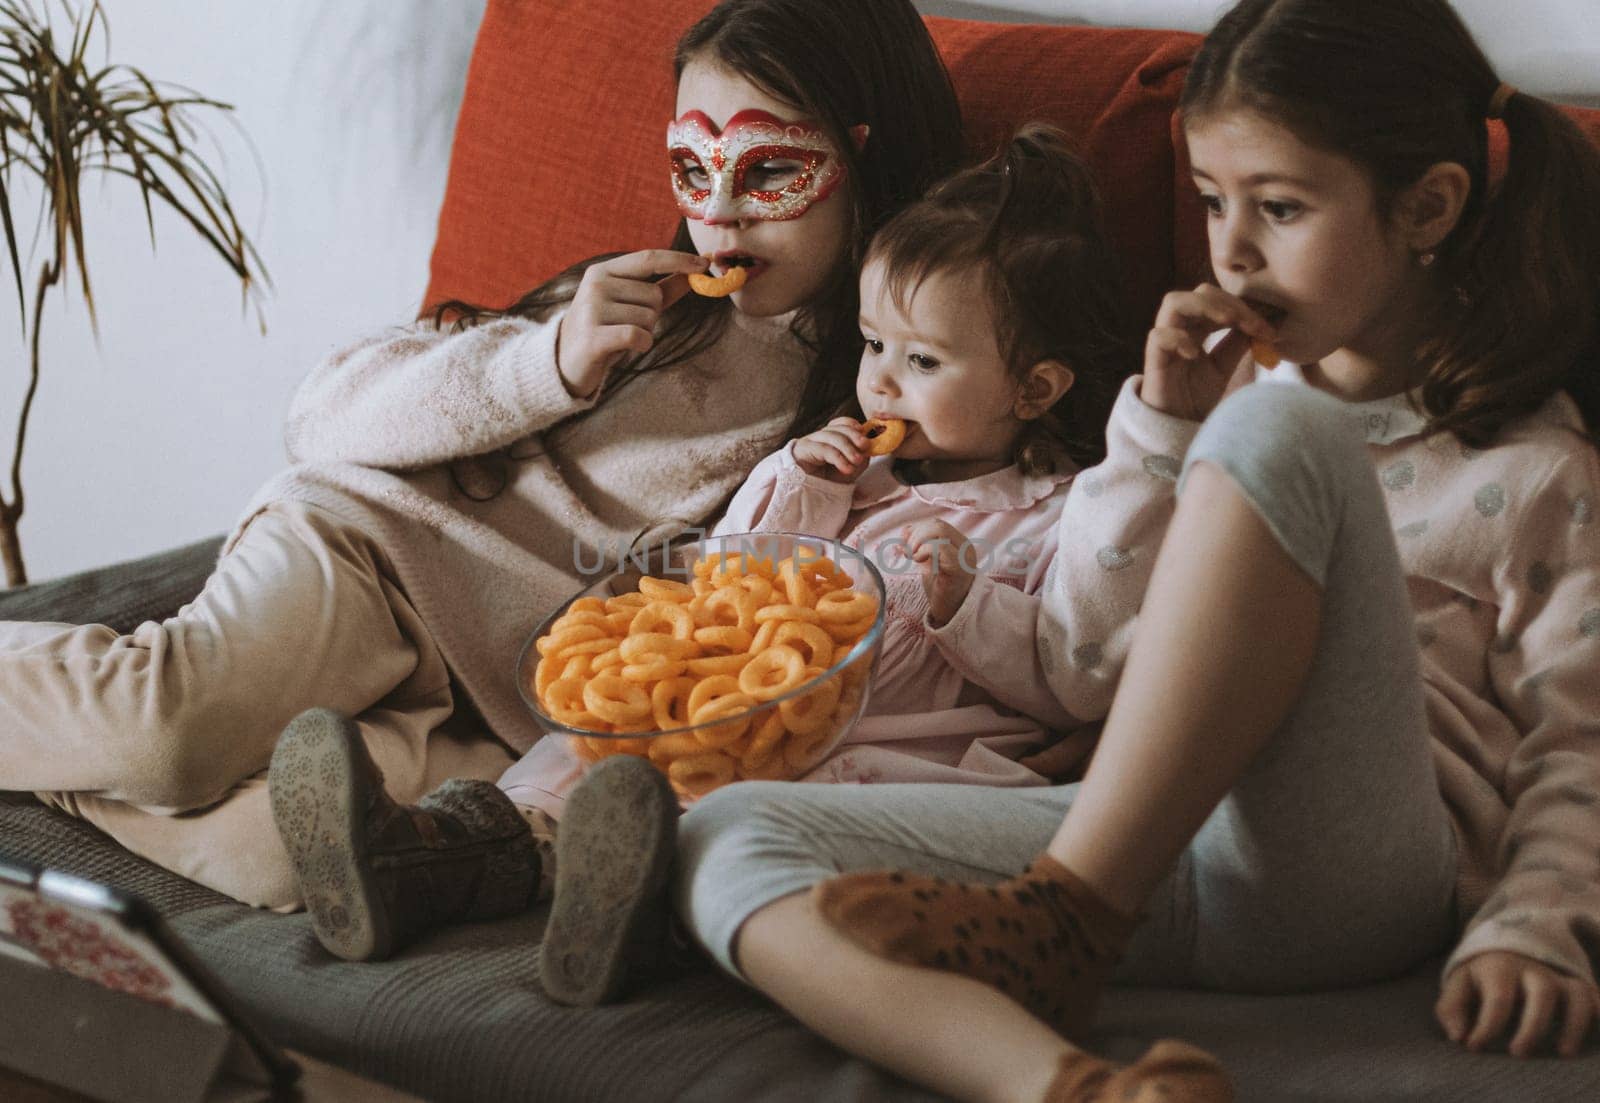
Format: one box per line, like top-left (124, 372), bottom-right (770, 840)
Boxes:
top-left (1418, 251), bottom-right (1437, 268)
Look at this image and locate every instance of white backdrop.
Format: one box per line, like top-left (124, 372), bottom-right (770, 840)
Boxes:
top-left (0, 1), bottom-right (481, 581)
top-left (917, 1), bottom-right (1600, 106)
top-left (3, 1), bottom-right (1596, 583)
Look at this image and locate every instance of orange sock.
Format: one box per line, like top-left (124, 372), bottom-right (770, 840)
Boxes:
top-left (812, 854), bottom-right (1138, 1037)
top-left (1045, 1040), bottom-right (1233, 1103)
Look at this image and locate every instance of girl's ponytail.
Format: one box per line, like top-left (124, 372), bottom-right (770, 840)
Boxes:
top-left (1423, 91), bottom-right (1600, 445)
top-left (985, 125), bottom-right (1132, 470)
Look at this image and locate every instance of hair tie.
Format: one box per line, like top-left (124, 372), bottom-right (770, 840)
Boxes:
top-left (1486, 82), bottom-right (1517, 120)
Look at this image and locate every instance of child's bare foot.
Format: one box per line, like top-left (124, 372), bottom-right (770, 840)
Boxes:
top-left (812, 854), bottom-right (1136, 1037)
top-left (1045, 1040), bottom-right (1232, 1102)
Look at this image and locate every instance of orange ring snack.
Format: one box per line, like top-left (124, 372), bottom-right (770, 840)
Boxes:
top-left (651, 677), bottom-right (697, 730)
top-left (693, 625), bottom-right (753, 653)
top-left (629, 601), bottom-right (695, 639)
top-left (687, 264), bottom-right (749, 298)
top-left (815, 589), bottom-right (876, 624)
top-left (685, 652), bottom-right (751, 677)
top-left (688, 694), bottom-right (755, 750)
top-left (581, 674), bottom-right (651, 725)
top-left (638, 576), bottom-right (695, 603)
top-left (668, 752), bottom-right (738, 796)
top-left (741, 709), bottom-right (788, 769)
top-left (1251, 338), bottom-right (1281, 368)
top-left (778, 668), bottom-right (843, 735)
top-left (739, 644), bottom-right (807, 701)
top-left (527, 544), bottom-right (882, 799)
top-left (774, 621), bottom-right (834, 668)
top-left (861, 417), bottom-right (906, 456)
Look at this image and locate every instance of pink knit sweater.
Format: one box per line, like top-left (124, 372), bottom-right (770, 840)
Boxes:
top-left (1042, 369), bottom-right (1600, 986)
top-left (228, 307), bottom-right (811, 755)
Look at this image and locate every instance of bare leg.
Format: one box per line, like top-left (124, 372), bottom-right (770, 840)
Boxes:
top-left (739, 892), bottom-right (1227, 1103)
top-left (1052, 461), bottom-right (1321, 913)
top-left (737, 892), bottom-right (1073, 1103)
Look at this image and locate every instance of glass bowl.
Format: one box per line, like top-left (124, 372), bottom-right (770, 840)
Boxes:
top-left (516, 531), bottom-right (885, 802)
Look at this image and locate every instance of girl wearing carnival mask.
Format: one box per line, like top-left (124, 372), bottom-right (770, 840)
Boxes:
top-left (0, 0), bottom-right (960, 949)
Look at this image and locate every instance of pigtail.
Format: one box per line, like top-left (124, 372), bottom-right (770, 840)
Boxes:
top-left (983, 125), bottom-right (1135, 472)
top-left (1422, 93), bottom-right (1600, 445)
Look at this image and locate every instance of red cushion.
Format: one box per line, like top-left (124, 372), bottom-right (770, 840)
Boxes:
top-left (425, 0), bottom-right (1203, 328)
top-left (425, 0), bottom-right (711, 313)
top-left (926, 19), bottom-right (1199, 336)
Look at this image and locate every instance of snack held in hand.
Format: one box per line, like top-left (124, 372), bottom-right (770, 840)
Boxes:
top-left (528, 549), bottom-right (879, 800)
top-left (1250, 338), bottom-right (1281, 368)
top-left (687, 256), bottom-right (750, 297)
top-left (860, 417), bottom-right (906, 456)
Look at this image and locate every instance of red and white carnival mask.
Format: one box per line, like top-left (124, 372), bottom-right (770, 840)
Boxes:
top-left (667, 108), bottom-right (848, 223)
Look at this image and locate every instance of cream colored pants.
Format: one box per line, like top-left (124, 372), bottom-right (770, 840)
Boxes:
top-left (0, 501), bottom-right (513, 908)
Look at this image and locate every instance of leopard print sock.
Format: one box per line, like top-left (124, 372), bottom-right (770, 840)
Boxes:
top-left (1045, 1040), bottom-right (1232, 1103)
top-left (812, 854), bottom-right (1138, 1038)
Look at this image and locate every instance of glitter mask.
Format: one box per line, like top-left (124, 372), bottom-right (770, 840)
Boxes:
top-left (667, 108), bottom-right (847, 223)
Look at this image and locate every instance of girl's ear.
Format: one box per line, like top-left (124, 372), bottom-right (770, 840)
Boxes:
top-left (1015, 359), bottom-right (1074, 420)
top-left (1398, 161), bottom-right (1472, 253)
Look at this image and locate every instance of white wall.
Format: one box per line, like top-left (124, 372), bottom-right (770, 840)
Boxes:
top-left (0, 1), bottom-right (481, 582)
top-left (916, 1), bottom-right (1600, 106)
top-left (7, 1), bottom-right (1596, 583)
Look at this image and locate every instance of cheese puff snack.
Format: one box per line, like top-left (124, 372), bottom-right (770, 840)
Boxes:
top-left (526, 545), bottom-right (881, 801)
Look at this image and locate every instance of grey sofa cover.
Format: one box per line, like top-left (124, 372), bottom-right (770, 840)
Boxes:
top-left (1, 539), bottom-right (1596, 1102)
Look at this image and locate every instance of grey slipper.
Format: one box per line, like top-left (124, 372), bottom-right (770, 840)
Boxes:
top-left (538, 756), bottom-right (680, 1005)
top-left (270, 707), bottom-right (541, 963)
top-left (269, 708), bottom-right (392, 961)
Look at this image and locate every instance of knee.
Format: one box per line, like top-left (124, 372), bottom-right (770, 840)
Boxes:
top-left (679, 782), bottom-right (783, 875)
top-left (121, 719), bottom-right (244, 810)
top-left (678, 782), bottom-right (821, 884)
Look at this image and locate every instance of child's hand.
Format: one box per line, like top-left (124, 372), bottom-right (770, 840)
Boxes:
top-left (1436, 950), bottom-right (1600, 1058)
top-left (793, 417), bottom-right (870, 483)
top-left (904, 520), bottom-right (977, 627)
top-left (556, 250), bottom-right (708, 398)
top-left (1142, 283), bottom-right (1276, 421)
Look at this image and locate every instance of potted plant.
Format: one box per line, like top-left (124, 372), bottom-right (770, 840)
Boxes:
top-left (0, 0), bottom-right (266, 585)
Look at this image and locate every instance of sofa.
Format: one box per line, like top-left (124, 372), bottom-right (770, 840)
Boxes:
top-left (5, 2), bottom-right (1600, 1100)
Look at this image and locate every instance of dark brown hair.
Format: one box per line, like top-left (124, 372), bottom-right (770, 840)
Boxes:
top-left (1182, 0), bottom-right (1600, 447)
top-left (431, 0), bottom-right (964, 447)
top-left (864, 123), bottom-right (1133, 472)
